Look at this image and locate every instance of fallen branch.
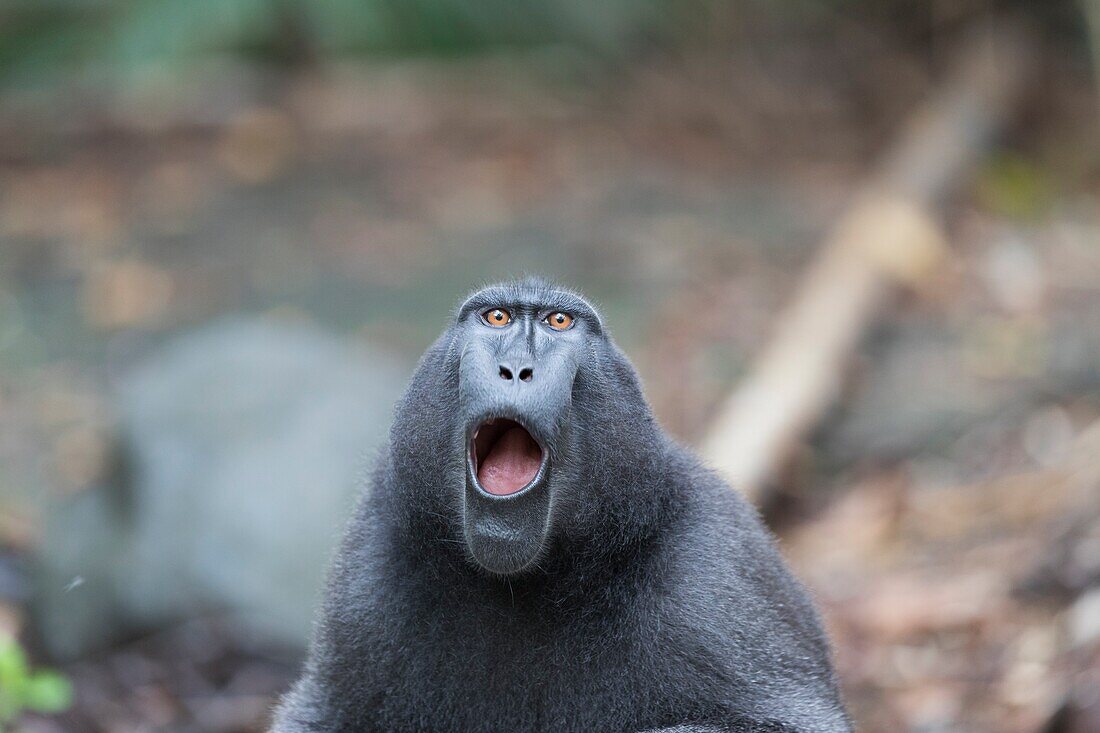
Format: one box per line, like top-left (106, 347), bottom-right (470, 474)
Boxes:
top-left (700, 22), bottom-right (1036, 504)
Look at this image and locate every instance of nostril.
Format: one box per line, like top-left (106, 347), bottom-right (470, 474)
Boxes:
top-left (499, 365), bottom-right (513, 381)
top-left (519, 367), bottom-right (533, 382)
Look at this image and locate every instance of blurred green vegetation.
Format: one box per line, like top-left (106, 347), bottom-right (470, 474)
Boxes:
top-left (976, 153), bottom-right (1057, 221)
top-left (0, 0), bottom-right (1090, 86)
top-left (0, 636), bottom-right (72, 732)
top-left (0, 0), bottom-right (674, 83)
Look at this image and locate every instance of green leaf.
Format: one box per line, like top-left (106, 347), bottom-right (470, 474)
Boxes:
top-left (22, 672), bottom-right (73, 714)
top-left (0, 638), bottom-right (28, 692)
top-left (0, 636), bottom-right (73, 722)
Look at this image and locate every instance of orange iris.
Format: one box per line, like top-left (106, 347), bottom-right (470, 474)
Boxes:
top-left (546, 312), bottom-right (573, 331)
top-left (484, 308), bottom-right (511, 326)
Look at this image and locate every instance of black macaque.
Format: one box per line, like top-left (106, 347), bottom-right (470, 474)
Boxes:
top-left (272, 279), bottom-right (852, 733)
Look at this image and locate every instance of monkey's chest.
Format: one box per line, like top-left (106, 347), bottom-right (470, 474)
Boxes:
top-left (358, 603), bottom-right (718, 733)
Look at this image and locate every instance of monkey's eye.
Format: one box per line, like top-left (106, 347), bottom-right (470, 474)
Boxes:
top-left (482, 308), bottom-right (512, 327)
top-left (545, 312), bottom-right (574, 331)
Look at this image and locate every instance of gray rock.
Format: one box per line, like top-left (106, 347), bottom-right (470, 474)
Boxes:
top-left (34, 318), bottom-right (407, 658)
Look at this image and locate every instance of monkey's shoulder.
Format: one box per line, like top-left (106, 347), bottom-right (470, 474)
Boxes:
top-left (657, 460), bottom-right (833, 648)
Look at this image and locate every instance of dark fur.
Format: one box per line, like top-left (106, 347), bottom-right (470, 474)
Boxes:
top-left (272, 280), bottom-right (851, 733)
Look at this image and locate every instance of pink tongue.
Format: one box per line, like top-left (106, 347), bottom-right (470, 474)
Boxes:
top-left (478, 427), bottom-right (542, 496)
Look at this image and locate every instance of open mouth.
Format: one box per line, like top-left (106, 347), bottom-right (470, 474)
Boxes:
top-left (470, 418), bottom-right (545, 496)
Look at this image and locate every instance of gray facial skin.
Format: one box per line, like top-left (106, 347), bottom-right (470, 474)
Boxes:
top-left (455, 288), bottom-right (595, 574)
top-left (272, 279), bottom-right (852, 733)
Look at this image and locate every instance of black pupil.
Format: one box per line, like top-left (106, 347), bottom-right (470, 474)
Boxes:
top-left (493, 311), bottom-right (502, 320)
top-left (555, 314), bottom-right (565, 323)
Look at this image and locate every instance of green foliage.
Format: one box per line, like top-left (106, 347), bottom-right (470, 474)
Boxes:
top-left (0, 0), bottom-right (671, 84)
top-left (0, 0), bottom-right (1089, 85)
top-left (976, 153), bottom-right (1055, 221)
top-left (0, 636), bottom-right (73, 732)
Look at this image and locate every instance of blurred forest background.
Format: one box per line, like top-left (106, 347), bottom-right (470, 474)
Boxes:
top-left (1, 0), bottom-right (1099, 731)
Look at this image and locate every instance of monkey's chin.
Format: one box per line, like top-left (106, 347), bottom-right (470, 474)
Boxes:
top-left (463, 469), bottom-right (552, 576)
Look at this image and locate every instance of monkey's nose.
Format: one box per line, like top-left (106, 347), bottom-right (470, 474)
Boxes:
top-left (498, 364), bottom-right (534, 382)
